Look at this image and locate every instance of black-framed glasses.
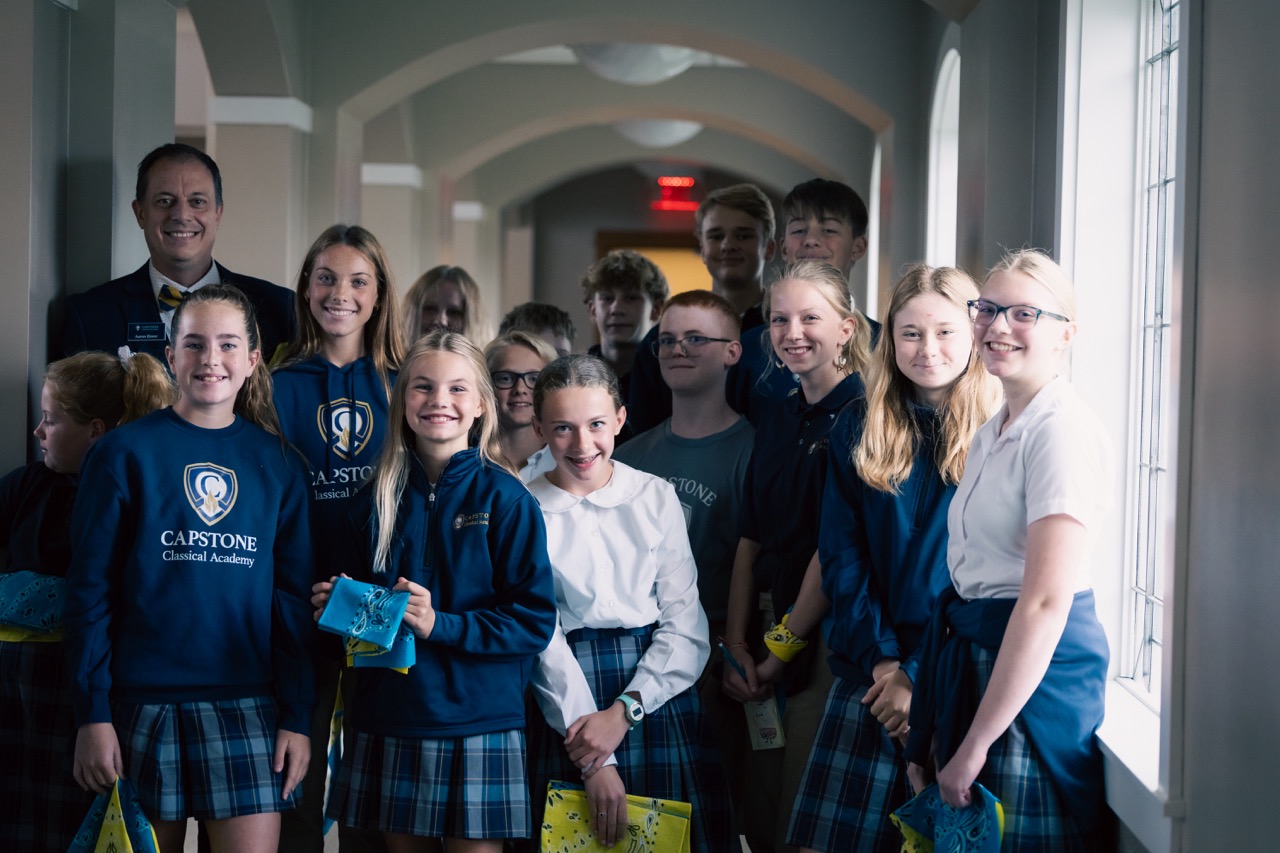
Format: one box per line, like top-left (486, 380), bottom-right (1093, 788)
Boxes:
top-left (967, 299), bottom-right (1070, 328)
top-left (652, 334), bottom-right (735, 358)
top-left (491, 370), bottom-right (541, 390)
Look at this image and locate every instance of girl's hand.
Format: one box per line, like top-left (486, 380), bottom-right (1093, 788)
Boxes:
top-left (936, 740), bottom-right (987, 808)
top-left (721, 645), bottom-right (767, 703)
top-left (73, 722), bottom-right (122, 794)
top-left (862, 666), bottom-right (913, 739)
top-left (393, 577), bottom-right (435, 639)
top-left (273, 729), bottom-right (310, 800)
top-left (565, 705), bottom-right (630, 775)
top-left (584, 765), bottom-right (627, 847)
top-left (310, 573), bottom-right (350, 621)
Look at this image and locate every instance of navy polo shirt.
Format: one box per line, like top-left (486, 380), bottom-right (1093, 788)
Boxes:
top-left (738, 372), bottom-right (863, 617)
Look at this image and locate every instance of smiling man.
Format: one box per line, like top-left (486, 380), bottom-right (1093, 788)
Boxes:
top-left (61, 143), bottom-right (295, 362)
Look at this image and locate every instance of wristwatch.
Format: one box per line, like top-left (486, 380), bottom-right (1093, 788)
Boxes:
top-left (616, 693), bottom-right (645, 729)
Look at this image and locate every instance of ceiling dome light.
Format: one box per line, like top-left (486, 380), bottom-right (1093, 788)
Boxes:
top-left (572, 43), bottom-right (698, 85)
top-left (612, 119), bottom-right (704, 148)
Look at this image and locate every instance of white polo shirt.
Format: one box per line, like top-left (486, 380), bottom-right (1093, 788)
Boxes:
top-left (947, 377), bottom-right (1114, 600)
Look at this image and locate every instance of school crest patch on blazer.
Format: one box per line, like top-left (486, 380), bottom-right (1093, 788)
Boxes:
top-left (317, 398), bottom-right (374, 460)
top-left (183, 463), bottom-right (238, 526)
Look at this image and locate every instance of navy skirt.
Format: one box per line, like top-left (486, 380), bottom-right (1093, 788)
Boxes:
top-left (327, 728), bottom-right (529, 839)
top-left (115, 695), bottom-right (296, 821)
top-left (525, 624), bottom-right (735, 853)
top-left (786, 676), bottom-right (911, 853)
top-left (0, 639), bottom-right (95, 850)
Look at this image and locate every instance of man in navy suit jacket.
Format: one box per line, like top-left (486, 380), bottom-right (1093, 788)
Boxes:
top-left (61, 143), bottom-right (295, 362)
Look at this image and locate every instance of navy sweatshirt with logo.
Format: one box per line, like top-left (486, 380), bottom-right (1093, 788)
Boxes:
top-left (337, 448), bottom-right (558, 739)
top-left (273, 354), bottom-right (393, 577)
top-left (63, 408), bottom-right (317, 733)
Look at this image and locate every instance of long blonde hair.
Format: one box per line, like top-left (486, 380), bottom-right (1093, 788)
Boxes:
top-left (854, 264), bottom-right (1000, 492)
top-left (275, 224), bottom-right (405, 398)
top-left (759, 260), bottom-right (872, 387)
top-left (369, 330), bottom-right (511, 573)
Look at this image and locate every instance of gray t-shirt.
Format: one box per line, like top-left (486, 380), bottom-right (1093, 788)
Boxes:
top-left (614, 416), bottom-right (755, 623)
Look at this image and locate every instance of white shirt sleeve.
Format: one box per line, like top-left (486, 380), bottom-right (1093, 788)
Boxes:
top-left (624, 480), bottom-right (710, 711)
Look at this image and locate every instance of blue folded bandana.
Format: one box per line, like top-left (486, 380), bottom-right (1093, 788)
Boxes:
top-left (318, 577), bottom-right (410, 651)
top-left (890, 782), bottom-right (1003, 853)
top-left (0, 571), bottom-right (65, 633)
top-left (345, 625), bottom-right (416, 673)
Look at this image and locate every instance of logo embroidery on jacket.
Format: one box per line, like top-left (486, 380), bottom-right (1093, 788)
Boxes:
top-left (318, 399), bottom-right (374, 459)
top-left (183, 463), bottom-right (238, 526)
top-left (453, 512), bottom-right (490, 530)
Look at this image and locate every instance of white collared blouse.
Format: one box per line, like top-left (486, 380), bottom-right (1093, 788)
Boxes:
top-left (527, 461), bottom-right (709, 736)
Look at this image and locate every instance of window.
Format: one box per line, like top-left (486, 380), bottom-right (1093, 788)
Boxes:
top-left (926, 48), bottom-right (960, 267)
top-left (1123, 0), bottom-right (1180, 706)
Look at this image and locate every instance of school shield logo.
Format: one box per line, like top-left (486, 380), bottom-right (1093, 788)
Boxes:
top-left (317, 399), bottom-right (374, 460)
top-left (184, 463), bottom-right (238, 526)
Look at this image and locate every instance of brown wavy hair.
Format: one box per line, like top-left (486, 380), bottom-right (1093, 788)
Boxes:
top-left (170, 284), bottom-right (282, 436)
top-left (275, 224), bottom-right (405, 397)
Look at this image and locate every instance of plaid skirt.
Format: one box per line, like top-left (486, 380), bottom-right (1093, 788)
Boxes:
top-left (327, 728), bottom-right (529, 839)
top-left (115, 695), bottom-right (296, 821)
top-left (970, 645), bottom-right (1102, 852)
top-left (0, 639), bottom-right (95, 851)
top-left (525, 624), bottom-right (735, 853)
top-left (786, 676), bottom-right (911, 853)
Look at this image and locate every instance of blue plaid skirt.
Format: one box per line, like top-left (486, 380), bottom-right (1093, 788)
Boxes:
top-left (970, 645), bottom-right (1101, 852)
top-left (115, 695), bottom-right (296, 821)
top-left (327, 728), bottom-right (529, 839)
top-left (786, 676), bottom-right (911, 853)
top-left (0, 639), bottom-right (95, 851)
top-left (525, 624), bottom-right (735, 853)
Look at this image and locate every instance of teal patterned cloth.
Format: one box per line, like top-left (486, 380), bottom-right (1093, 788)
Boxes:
top-left (890, 782), bottom-right (1003, 852)
top-left (0, 570), bottom-right (64, 632)
top-left (318, 577), bottom-right (410, 651)
top-left (68, 777), bottom-right (160, 853)
top-left (346, 624), bottom-right (417, 670)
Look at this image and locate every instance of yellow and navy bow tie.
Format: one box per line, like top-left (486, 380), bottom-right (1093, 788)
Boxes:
top-left (157, 283), bottom-right (189, 311)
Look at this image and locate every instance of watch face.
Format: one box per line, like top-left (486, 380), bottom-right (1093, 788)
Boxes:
top-left (627, 702), bottom-right (644, 722)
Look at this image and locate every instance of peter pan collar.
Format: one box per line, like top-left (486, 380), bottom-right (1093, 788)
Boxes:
top-left (528, 460), bottom-right (644, 513)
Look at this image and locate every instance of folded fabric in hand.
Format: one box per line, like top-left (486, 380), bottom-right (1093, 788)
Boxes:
top-left (541, 779), bottom-right (692, 853)
top-left (0, 570), bottom-right (65, 633)
top-left (318, 577), bottom-right (411, 651)
top-left (890, 782), bottom-right (1003, 853)
top-left (68, 777), bottom-right (160, 853)
top-left (345, 624), bottom-right (416, 673)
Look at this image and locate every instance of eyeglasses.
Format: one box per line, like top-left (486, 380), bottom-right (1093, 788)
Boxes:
top-left (652, 334), bottom-right (735, 358)
top-left (967, 299), bottom-right (1070, 327)
top-left (491, 370), bottom-right (541, 390)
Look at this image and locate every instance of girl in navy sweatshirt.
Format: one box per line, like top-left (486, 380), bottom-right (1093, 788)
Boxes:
top-left (786, 265), bottom-right (998, 853)
top-left (313, 330), bottom-right (557, 852)
top-left (65, 285), bottom-right (317, 853)
top-left (272, 223), bottom-right (405, 850)
top-left (0, 350), bottom-right (173, 851)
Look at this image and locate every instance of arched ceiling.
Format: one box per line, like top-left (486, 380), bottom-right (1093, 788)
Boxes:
top-left (399, 63), bottom-right (875, 185)
top-left (188, 0), bottom-right (944, 261)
